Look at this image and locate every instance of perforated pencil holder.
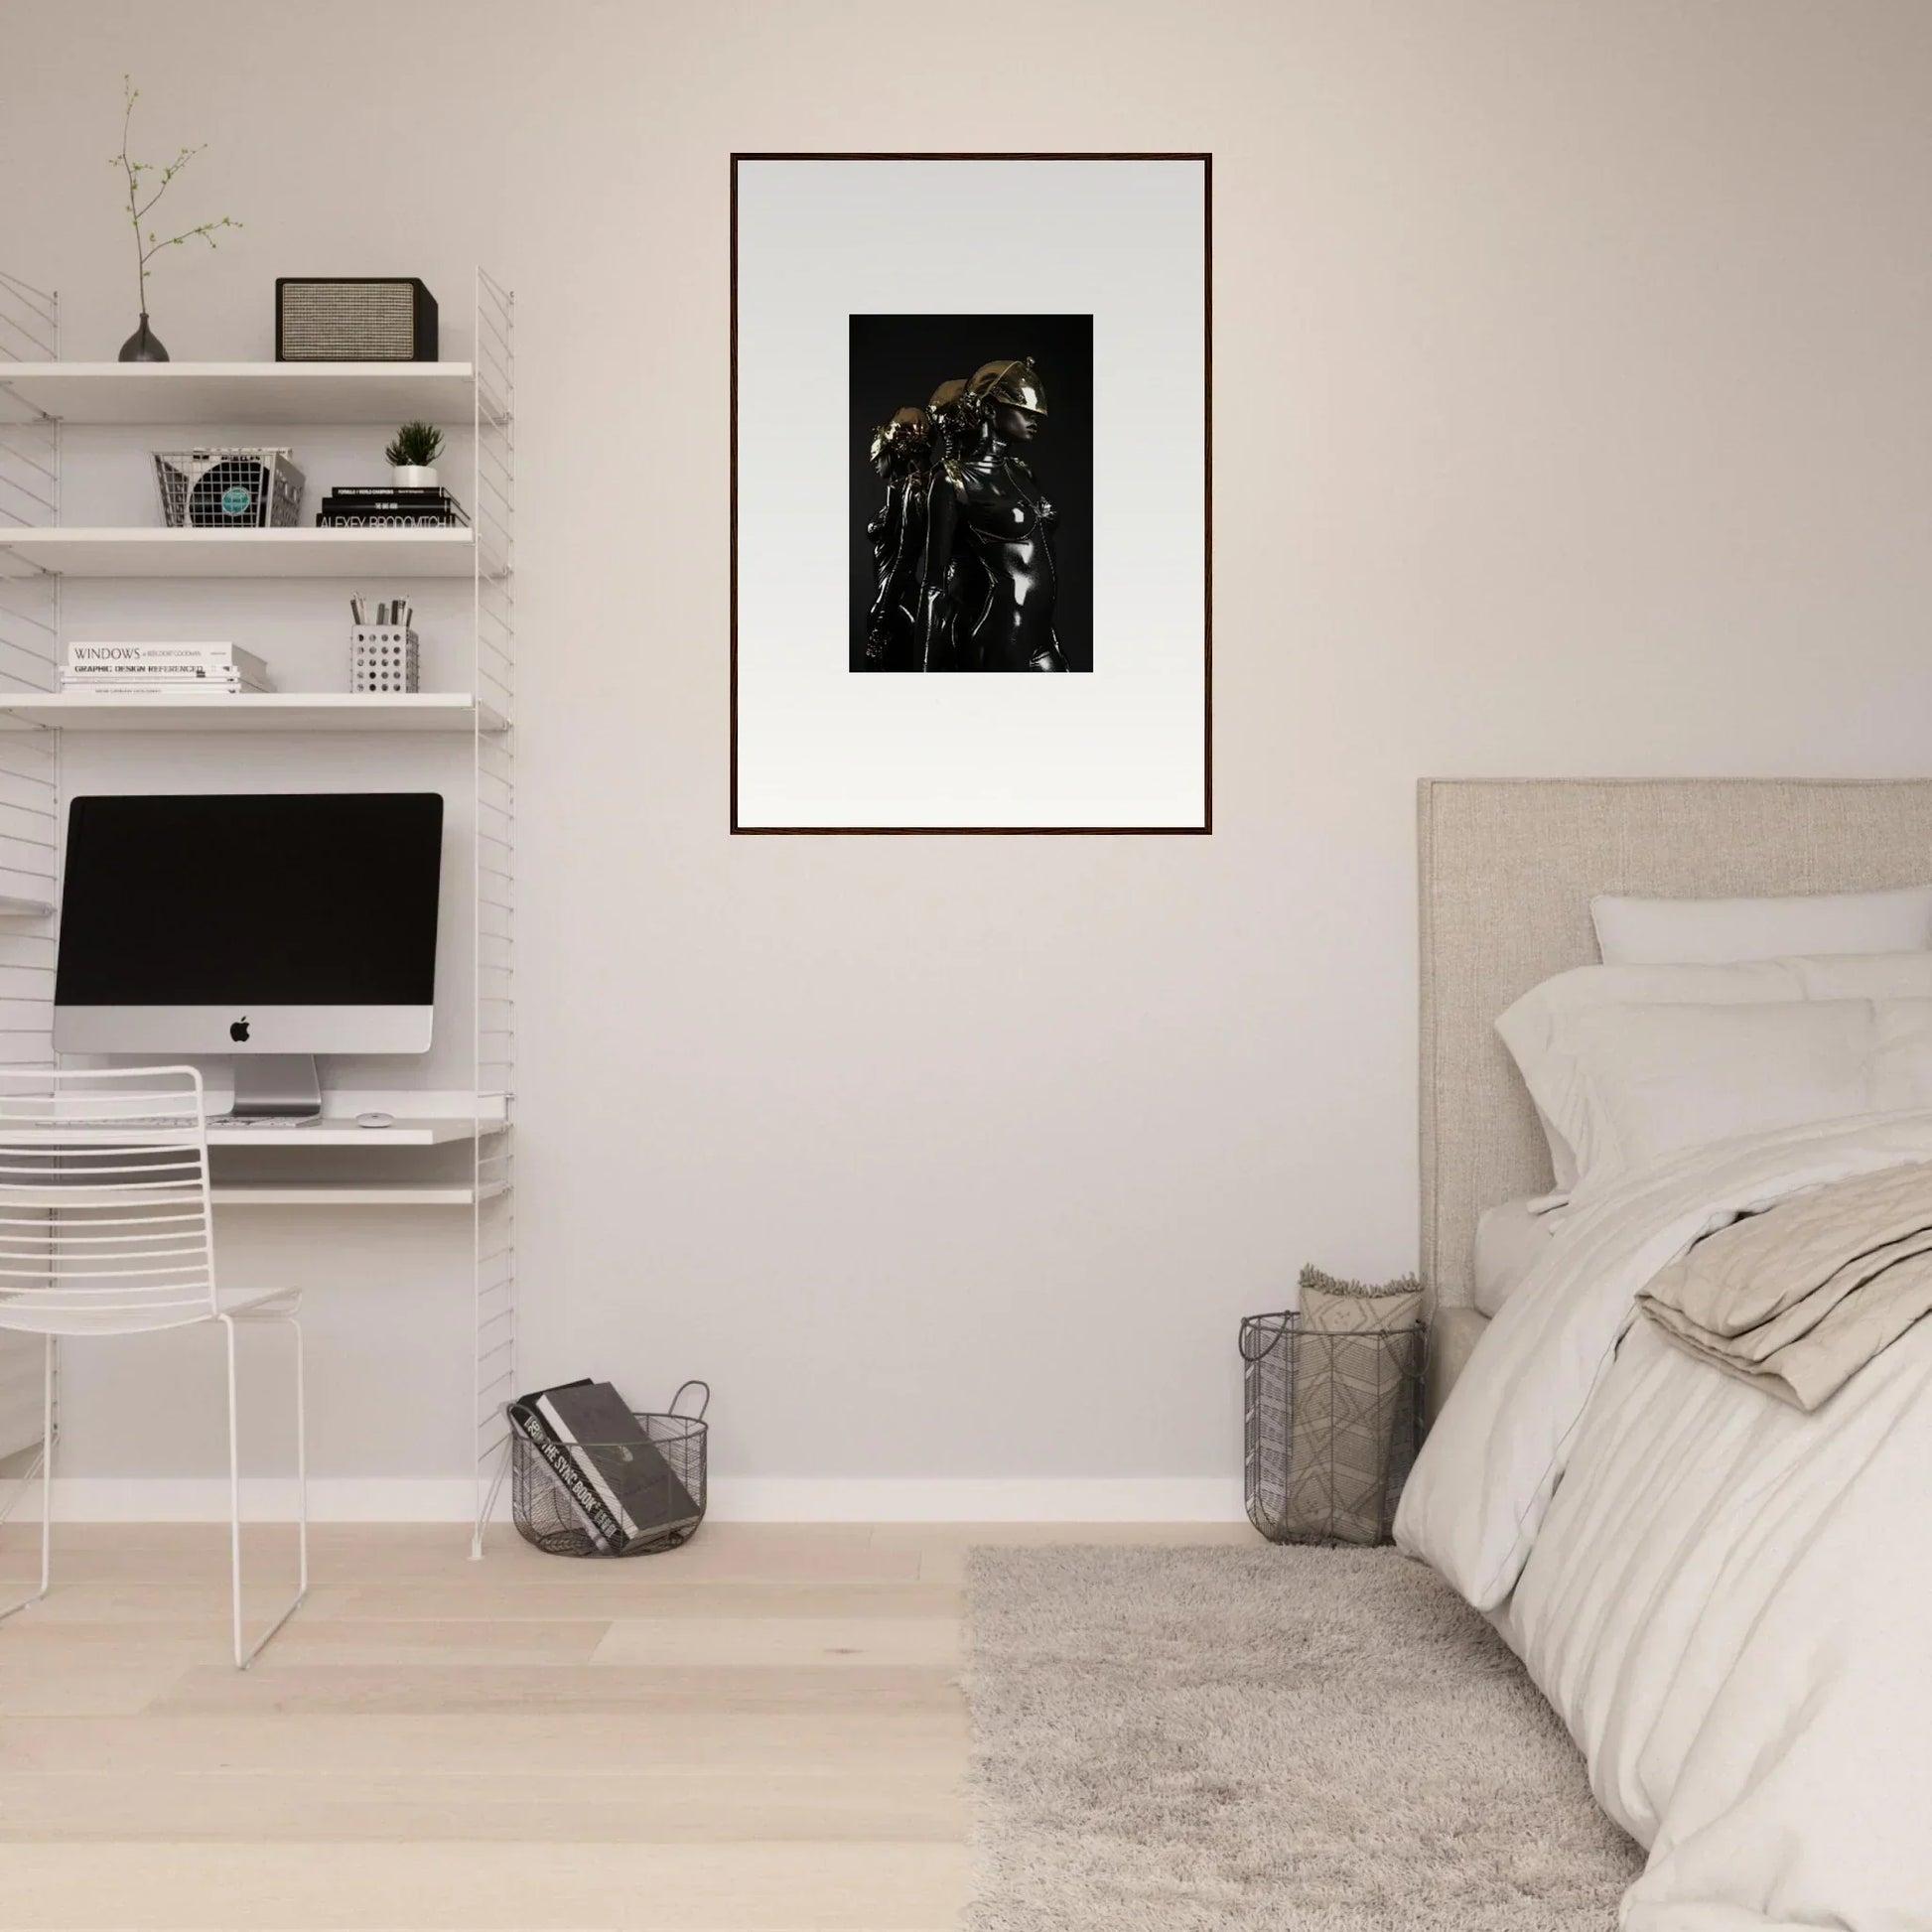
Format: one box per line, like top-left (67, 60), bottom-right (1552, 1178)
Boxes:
top-left (349, 626), bottom-right (420, 694)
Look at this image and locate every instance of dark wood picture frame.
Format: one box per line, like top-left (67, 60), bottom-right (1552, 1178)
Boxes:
top-left (730, 152), bottom-right (1213, 836)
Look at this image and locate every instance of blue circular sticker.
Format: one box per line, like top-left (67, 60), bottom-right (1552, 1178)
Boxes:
top-left (220, 484), bottom-right (253, 516)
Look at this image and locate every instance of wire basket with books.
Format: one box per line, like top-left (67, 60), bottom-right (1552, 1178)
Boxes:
top-left (508, 1379), bottom-right (708, 1557)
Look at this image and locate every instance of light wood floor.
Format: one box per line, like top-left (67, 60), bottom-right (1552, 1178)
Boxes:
top-left (0, 1520), bottom-right (1251, 1930)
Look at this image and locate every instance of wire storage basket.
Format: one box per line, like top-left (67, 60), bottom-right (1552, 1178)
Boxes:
top-left (1242, 1311), bottom-right (1423, 1547)
top-left (153, 447), bottom-right (305, 528)
top-left (510, 1381), bottom-right (708, 1558)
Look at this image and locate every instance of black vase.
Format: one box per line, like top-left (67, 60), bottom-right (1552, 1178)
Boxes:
top-left (117, 314), bottom-right (169, 362)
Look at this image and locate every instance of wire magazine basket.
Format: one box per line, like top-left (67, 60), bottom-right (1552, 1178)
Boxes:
top-left (153, 447), bottom-right (305, 528)
top-left (510, 1381), bottom-right (709, 1558)
top-left (1242, 1311), bottom-right (1423, 1547)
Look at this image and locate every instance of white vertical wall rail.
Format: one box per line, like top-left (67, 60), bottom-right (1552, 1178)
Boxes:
top-left (0, 271), bottom-right (60, 1464)
top-left (471, 268), bottom-right (515, 1554)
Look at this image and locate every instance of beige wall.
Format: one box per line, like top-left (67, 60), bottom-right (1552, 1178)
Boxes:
top-left (4, 1), bottom-right (1930, 1503)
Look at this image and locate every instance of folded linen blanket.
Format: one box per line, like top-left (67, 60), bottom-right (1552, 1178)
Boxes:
top-left (1638, 1159), bottom-right (1932, 1408)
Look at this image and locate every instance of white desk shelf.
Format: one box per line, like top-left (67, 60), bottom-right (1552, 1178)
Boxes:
top-left (0, 692), bottom-right (506, 734)
top-left (211, 1181), bottom-right (507, 1208)
top-left (6, 1117), bottom-right (486, 1150)
top-left (0, 360), bottom-right (493, 427)
top-left (208, 1117), bottom-right (484, 1149)
top-left (0, 266), bottom-right (517, 1557)
top-left (0, 527), bottom-right (479, 579)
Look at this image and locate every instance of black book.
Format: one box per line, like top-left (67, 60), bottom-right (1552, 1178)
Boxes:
top-left (508, 1382), bottom-right (621, 1550)
top-left (319, 499), bottom-right (468, 520)
top-left (325, 484), bottom-right (461, 501)
top-left (531, 1380), bottom-right (702, 1550)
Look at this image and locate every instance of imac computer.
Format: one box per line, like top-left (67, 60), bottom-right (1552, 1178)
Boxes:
top-left (53, 792), bottom-right (445, 1119)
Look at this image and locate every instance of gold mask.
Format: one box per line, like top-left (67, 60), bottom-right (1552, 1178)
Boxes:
top-left (966, 358), bottom-right (1047, 417)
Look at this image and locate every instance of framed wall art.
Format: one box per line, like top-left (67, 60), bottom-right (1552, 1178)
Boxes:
top-left (731, 153), bottom-right (1212, 834)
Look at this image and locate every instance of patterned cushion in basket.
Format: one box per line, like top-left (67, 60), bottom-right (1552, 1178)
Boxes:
top-left (1282, 1267), bottom-right (1423, 1545)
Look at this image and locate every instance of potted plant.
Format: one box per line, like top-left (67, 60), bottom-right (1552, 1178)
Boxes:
top-left (384, 422), bottom-right (444, 488)
top-left (111, 75), bottom-right (241, 362)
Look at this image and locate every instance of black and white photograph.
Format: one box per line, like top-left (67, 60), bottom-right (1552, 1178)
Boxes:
top-left (850, 315), bottom-right (1093, 675)
top-left (733, 154), bottom-right (1210, 832)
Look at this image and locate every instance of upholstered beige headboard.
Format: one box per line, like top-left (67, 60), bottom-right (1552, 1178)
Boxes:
top-left (1419, 777), bottom-right (1932, 1310)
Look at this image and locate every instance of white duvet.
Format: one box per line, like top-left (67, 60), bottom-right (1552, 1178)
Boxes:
top-left (1396, 1112), bottom-right (1932, 1931)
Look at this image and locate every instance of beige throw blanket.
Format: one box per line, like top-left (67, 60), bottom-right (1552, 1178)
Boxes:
top-left (1638, 1160), bottom-right (1932, 1410)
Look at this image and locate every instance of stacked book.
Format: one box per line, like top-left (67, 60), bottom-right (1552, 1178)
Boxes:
top-left (509, 1379), bottom-right (704, 1555)
top-left (316, 484), bottom-right (470, 529)
top-left (63, 641), bottom-right (273, 695)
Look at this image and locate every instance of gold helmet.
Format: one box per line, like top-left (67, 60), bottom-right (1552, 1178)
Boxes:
top-left (868, 405), bottom-right (930, 469)
top-left (967, 357), bottom-right (1046, 416)
top-left (927, 377), bottom-right (968, 415)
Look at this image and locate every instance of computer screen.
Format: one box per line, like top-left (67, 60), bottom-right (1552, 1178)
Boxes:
top-left (54, 792), bottom-right (444, 1057)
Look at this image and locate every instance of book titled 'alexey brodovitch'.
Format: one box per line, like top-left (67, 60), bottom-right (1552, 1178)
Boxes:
top-left (508, 1379), bottom-right (703, 1554)
top-left (316, 485), bottom-right (470, 529)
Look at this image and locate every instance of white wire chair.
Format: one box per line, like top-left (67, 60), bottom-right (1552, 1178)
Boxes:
top-left (0, 1065), bottom-right (306, 1668)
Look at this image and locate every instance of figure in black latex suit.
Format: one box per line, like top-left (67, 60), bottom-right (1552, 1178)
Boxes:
top-left (861, 406), bottom-right (930, 671)
top-left (916, 358), bottom-right (1066, 673)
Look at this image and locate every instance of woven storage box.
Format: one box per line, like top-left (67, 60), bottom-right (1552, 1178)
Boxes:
top-left (350, 626), bottom-right (419, 693)
top-left (1242, 1310), bottom-right (1423, 1546)
top-left (510, 1383), bottom-right (709, 1558)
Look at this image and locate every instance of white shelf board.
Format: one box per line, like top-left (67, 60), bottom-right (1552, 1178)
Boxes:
top-left (0, 527), bottom-right (478, 579)
top-left (211, 1181), bottom-right (502, 1207)
top-left (0, 361), bottom-right (485, 426)
top-left (0, 692), bottom-right (504, 734)
top-left (4, 1118), bottom-right (481, 1149)
top-left (0, 896), bottom-right (53, 917)
top-left (209, 1117), bottom-right (480, 1148)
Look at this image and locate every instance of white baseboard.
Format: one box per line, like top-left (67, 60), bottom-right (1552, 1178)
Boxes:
top-left (9, 1475), bottom-right (1247, 1525)
top-left (707, 1478), bottom-right (1246, 1523)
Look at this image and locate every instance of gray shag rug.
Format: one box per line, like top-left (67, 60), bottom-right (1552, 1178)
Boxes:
top-left (962, 1545), bottom-right (1642, 1930)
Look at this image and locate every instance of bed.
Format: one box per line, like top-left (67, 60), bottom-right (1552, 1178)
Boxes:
top-left (1400, 777), bottom-right (1932, 1930)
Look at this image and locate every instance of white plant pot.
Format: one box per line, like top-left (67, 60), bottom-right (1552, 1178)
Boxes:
top-left (392, 466), bottom-right (439, 488)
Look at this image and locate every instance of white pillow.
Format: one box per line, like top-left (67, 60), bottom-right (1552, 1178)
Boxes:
top-left (1549, 999), bottom-right (1932, 1203)
top-left (1591, 886), bottom-right (1932, 965)
top-left (1561, 1001), bottom-right (1869, 1188)
top-left (1496, 953), bottom-right (1932, 1197)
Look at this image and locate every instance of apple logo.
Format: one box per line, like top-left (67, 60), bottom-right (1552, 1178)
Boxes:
top-left (229, 1017), bottom-right (250, 1043)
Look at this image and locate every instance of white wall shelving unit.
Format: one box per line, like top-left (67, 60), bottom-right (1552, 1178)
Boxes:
top-left (0, 267), bottom-right (517, 1555)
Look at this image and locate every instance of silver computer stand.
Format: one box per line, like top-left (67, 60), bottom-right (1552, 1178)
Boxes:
top-left (227, 1056), bottom-right (323, 1121)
